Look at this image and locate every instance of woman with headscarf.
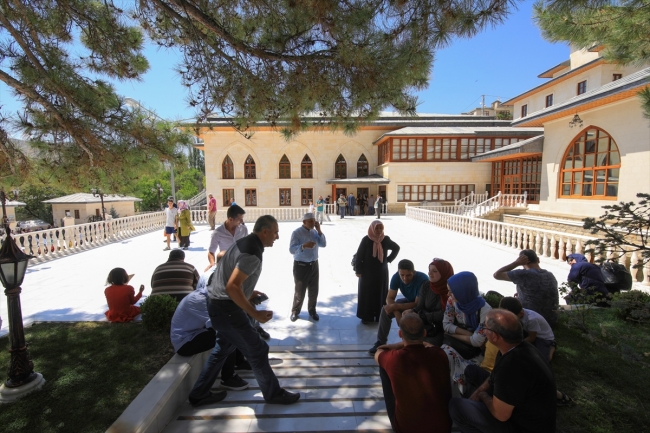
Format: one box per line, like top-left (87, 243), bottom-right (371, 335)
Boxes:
top-left (411, 258), bottom-right (454, 346)
top-left (177, 200), bottom-right (195, 250)
top-left (441, 271), bottom-right (491, 394)
top-left (354, 220), bottom-right (400, 323)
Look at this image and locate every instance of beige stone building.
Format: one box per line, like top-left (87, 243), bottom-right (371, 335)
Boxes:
top-left (478, 45), bottom-right (650, 219)
top-left (197, 116), bottom-right (542, 212)
top-left (43, 193), bottom-right (142, 226)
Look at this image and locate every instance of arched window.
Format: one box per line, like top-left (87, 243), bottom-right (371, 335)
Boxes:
top-left (301, 154), bottom-right (313, 178)
top-left (279, 155), bottom-right (291, 179)
top-left (559, 127), bottom-right (620, 198)
top-left (335, 154), bottom-right (347, 179)
top-left (244, 155), bottom-right (256, 179)
top-left (357, 154), bottom-right (368, 177)
top-left (222, 155), bottom-right (234, 179)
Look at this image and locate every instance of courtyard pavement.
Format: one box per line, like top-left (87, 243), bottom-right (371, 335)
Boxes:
top-left (0, 213), bottom-right (579, 343)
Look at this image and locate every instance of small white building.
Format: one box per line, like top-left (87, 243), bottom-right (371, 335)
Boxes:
top-left (42, 193), bottom-right (142, 226)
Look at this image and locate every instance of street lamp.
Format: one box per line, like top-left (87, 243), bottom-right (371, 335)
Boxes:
top-left (0, 189), bottom-right (45, 403)
top-left (151, 184), bottom-right (164, 210)
top-left (91, 188), bottom-right (106, 221)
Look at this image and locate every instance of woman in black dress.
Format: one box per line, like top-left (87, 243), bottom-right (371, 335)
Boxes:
top-left (354, 220), bottom-right (400, 323)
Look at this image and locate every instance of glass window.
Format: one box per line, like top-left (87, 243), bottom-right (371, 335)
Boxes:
top-left (245, 189), bottom-right (257, 206)
top-left (357, 154), bottom-right (369, 177)
top-left (222, 189), bottom-right (234, 207)
top-left (279, 188), bottom-right (291, 206)
top-left (279, 155), bottom-right (291, 179)
top-left (335, 154), bottom-right (347, 179)
top-left (222, 155), bottom-right (234, 179)
top-left (301, 154), bottom-right (313, 178)
top-left (244, 155), bottom-right (256, 179)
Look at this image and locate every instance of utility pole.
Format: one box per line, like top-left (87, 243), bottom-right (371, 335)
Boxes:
top-left (481, 95), bottom-right (486, 116)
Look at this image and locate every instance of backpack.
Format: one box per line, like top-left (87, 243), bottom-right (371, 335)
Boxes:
top-left (600, 261), bottom-right (633, 293)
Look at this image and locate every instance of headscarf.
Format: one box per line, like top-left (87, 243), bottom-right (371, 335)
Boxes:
top-left (429, 259), bottom-right (454, 310)
top-left (367, 220), bottom-right (385, 263)
top-left (447, 271), bottom-right (485, 331)
top-left (567, 253), bottom-right (588, 263)
top-left (178, 200), bottom-right (188, 211)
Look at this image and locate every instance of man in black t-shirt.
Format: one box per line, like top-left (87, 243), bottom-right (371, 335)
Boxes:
top-left (449, 309), bottom-right (556, 433)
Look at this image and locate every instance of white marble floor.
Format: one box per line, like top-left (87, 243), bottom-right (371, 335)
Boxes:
top-left (1, 214), bottom-right (578, 341)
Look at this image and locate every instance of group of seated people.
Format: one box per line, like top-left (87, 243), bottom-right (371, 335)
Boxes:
top-left (371, 249), bottom-right (574, 433)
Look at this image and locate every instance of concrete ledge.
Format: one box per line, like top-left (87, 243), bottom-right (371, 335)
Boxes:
top-left (107, 351), bottom-right (209, 433)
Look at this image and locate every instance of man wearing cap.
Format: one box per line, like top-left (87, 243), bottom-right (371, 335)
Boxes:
top-left (207, 193), bottom-right (217, 230)
top-left (289, 212), bottom-right (327, 322)
top-left (151, 249), bottom-right (200, 302)
top-left (163, 197), bottom-right (178, 251)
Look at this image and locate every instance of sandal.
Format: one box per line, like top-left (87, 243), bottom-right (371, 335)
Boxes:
top-left (557, 391), bottom-right (573, 407)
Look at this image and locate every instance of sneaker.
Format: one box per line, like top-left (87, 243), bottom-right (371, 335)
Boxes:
top-left (368, 340), bottom-right (383, 355)
top-left (163, 247), bottom-right (171, 251)
top-left (266, 389), bottom-right (300, 405)
top-left (235, 360), bottom-right (252, 371)
top-left (220, 374), bottom-right (249, 391)
top-left (257, 326), bottom-right (271, 340)
top-left (189, 390), bottom-right (227, 407)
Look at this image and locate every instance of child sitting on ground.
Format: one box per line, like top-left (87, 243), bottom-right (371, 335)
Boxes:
top-left (104, 268), bottom-right (145, 323)
top-left (500, 296), bottom-right (555, 361)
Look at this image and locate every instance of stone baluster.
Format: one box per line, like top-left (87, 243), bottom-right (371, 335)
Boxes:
top-left (550, 235), bottom-right (558, 260)
top-left (643, 258), bottom-right (650, 286)
top-left (564, 237), bottom-right (573, 261)
top-left (515, 228), bottom-right (522, 249)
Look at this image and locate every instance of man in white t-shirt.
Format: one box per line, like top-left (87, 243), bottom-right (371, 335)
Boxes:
top-left (500, 297), bottom-right (555, 362)
top-left (163, 198), bottom-right (178, 251)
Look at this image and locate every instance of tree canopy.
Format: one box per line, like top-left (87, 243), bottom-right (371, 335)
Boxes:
top-left (0, 0), bottom-right (517, 190)
top-left (534, 0), bottom-right (650, 117)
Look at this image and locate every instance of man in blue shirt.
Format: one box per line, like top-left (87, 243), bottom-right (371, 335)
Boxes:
top-left (170, 287), bottom-right (249, 401)
top-left (369, 259), bottom-right (429, 354)
top-left (289, 212), bottom-right (327, 322)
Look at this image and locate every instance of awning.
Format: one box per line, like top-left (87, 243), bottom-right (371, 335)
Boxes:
top-left (326, 174), bottom-right (390, 185)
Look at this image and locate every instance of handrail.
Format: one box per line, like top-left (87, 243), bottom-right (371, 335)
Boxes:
top-left (406, 204), bottom-right (649, 285)
top-left (187, 189), bottom-right (207, 207)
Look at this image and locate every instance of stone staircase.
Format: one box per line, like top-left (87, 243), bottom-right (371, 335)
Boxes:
top-left (162, 345), bottom-right (462, 432)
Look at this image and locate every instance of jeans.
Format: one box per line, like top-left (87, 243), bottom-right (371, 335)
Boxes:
top-left (315, 210), bottom-right (324, 224)
top-left (376, 298), bottom-right (411, 344)
top-left (176, 328), bottom-right (236, 380)
top-left (463, 364), bottom-right (490, 398)
top-left (292, 260), bottom-right (319, 315)
top-left (339, 206), bottom-right (345, 218)
top-left (379, 367), bottom-right (397, 431)
top-left (449, 398), bottom-right (516, 433)
top-left (189, 299), bottom-right (282, 401)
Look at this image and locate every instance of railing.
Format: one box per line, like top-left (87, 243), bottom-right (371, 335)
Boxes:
top-left (191, 204), bottom-right (340, 224)
top-left (187, 189), bottom-right (207, 207)
top-left (1, 212), bottom-right (165, 265)
top-left (454, 191), bottom-right (489, 207)
top-left (406, 204), bottom-right (650, 285)
top-left (417, 191), bottom-right (528, 218)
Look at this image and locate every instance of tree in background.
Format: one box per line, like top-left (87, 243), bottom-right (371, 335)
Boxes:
top-left (138, 0), bottom-right (515, 138)
top-left (175, 168), bottom-right (204, 200)
top-left (534, 0), bottom-right (650, 118)
top-left (14, 185), bottom-right (67, 225)
top-left (583, 193), bottom-right (650, 268)
top-left (0, 0), bottom-right (187, 189)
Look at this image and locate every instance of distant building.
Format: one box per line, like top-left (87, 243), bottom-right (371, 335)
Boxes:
top-left (463, 100), bottom-right (513, 120)
top-left (42, 193), bottom-right (142, 225)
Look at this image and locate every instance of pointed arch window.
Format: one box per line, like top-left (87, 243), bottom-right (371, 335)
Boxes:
top-left (222, 155), bottom-right (234, 179)
top-left (279, 155), bottom-right (291, 179)
top-left (559, 127), bottom-right (620, 198)
top-left (335, 154), bottom-right (347, 179)
top-left (301, 154), bottom-right (313, 178)
top-left (357, 154), bottom-right (369, 177)
top-left (244, 155), bottom-right (256, 179)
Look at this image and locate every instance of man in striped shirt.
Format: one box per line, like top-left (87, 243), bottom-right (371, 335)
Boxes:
top-left (150, 249), bottom-right (200, 302)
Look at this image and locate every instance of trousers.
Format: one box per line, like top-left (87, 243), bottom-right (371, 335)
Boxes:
top-left (292, 260), bottom-right (319, 314)
top-left (376, 298), bottom-right (411, 344)
top-left (189, 299), bottom-right (282, 401)
top-left (176, 328), bottom-right (237, 380)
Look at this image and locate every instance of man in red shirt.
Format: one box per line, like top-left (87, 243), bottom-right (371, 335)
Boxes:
top-left (208, 193), bottom-right (217, 230)
top-left (375, 313), bottom-right (452, 433)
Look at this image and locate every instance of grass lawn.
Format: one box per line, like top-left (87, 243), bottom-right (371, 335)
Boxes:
top-left (554, 308), bottom-right (650, 433)
top-left (0, 322), bottom-right (174, 433)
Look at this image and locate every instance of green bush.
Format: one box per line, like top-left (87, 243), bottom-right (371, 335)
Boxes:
top-left (611, 290), bottom-right (650, 324)
top-left (482, 291), bottom-right (503, 309)
top-left (140, 295), bottom-right (179, 331)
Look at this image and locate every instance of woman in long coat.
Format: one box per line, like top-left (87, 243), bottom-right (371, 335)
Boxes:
top-left (177, 200), bottom-right (195, 250)
top-left (354, 220), bottom-right (400, 323)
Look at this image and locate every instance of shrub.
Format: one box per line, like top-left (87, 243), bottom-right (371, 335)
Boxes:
top-left (611, 290), bottom-right (650, 324)
top-left (482, 291), bottom-right (503, 309)
top-left (140, 295), bottom-right (179, 331)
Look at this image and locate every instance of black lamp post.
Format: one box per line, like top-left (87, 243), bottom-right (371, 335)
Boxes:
top-left (0, 189), bottom-right (44, 402)
top-left (91, 188), bottom-right (106, 220)
top-left (152, 184), bottom-right (164, 210)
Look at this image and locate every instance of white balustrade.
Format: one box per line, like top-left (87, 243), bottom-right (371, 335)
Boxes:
top-left (406, 204), bottom-right (646, 284)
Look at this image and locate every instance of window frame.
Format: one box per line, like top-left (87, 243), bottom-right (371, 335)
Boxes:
top-left (334, 154), bottom-right (347, 179)
top-left (74, 210), bottom-right (80, 219)
top-left (521, 104), bottom-right (528, 118)
top-left (245, 188), bottom-right (257, 206)
top-left (545, 94), bottom-right (553, 108)
top-left (559, 127), bottom-right (620, 200)
top-left (301, 154), bottom-right (313, 179)
top-left (301, 188), bottom-right (313, 206)
top-left (279, 155), bottom-right (291, 179)
top-left (357, 154), bottom-right (369, 177)
top-left (244, 155), bottom-right (256, 179)
top-left (222, 189), bottom-right (235, 207)
top-left (396, 184), bottom-right (475, 202)
top-left (613, 73), bottom-right (622, 81)
top-left (279, 188), bottom-right (291, 206)
top-left (222, 155), bottom-right (234, 179)
top-left (577, 80), bottom-right (587, 95)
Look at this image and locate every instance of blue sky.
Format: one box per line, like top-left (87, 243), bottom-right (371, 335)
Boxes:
top-left (0, 0), bottom-right (569, 122)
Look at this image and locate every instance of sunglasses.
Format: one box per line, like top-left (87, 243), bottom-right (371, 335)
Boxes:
top-left (483, 326), bottom-right (500, 336)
